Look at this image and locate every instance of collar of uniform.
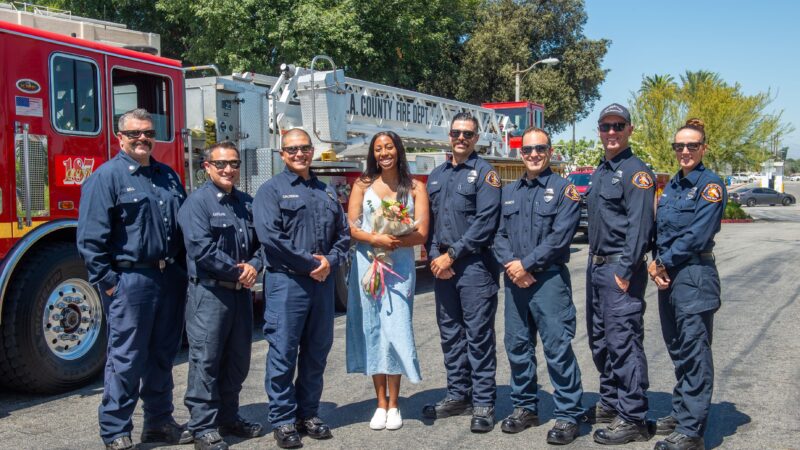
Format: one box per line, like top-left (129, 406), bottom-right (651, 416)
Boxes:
top-left (603, 147), bottom-right (633, 171)
top-left (282, 166), bottom-right (317, 185)
top-left (520, 167), bottom-right (553, 188)
top-left (449, 151), bottom-right (478, 169)
top-left (118, 149), bottom-right (161, 174)
top-left (206, 180), bottom-right (237, 203)
top-left (676, 162), bottom-right (706, 186)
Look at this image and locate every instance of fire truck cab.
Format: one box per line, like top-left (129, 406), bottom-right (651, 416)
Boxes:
top-left (0, 20), bottom-right (186, 393)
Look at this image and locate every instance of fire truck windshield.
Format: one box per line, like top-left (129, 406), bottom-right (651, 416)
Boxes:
top-left (501, 107), bottom-right (529, 136)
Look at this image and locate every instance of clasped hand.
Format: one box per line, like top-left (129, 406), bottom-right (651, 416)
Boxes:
top-left (647, 260), bottom-right (671, 290)
top-left (505, 260), bottom-right (535, 288)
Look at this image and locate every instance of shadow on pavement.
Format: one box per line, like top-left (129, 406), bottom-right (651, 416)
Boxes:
top-left (648, 392), bottom-right (751, 449)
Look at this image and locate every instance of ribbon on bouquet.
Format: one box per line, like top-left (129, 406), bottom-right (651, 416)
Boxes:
top-left (362, 250), bottom-right (406, 300)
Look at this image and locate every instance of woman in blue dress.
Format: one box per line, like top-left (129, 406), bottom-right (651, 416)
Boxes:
top-left (346, 131), bottom-right (429, 431)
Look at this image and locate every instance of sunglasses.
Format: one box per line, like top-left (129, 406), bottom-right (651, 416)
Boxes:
top-left (598, 122), bottom-right (627, 133)
top-left (207, 159), bottom-right (242, 169)
top-left (672, 142), bottom-right (704, 152)
top-left (449, 129), bottom-right (477, 139)
top-left (520, 144), bottom-right (550, 155)
top-left (119, 129), bottom-right (157, 139)
top-left (282, 145), bottom-right (314, 155)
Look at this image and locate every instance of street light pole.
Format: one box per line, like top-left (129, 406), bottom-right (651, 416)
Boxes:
top-left (513, 57), bottom-right (559, 102)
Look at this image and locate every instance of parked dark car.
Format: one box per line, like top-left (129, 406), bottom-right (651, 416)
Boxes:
top-left (729, 187), bottom-right (796, 207)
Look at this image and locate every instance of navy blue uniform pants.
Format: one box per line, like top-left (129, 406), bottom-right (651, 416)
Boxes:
top-left (433, 254), bottom-right (498, 406)
top-left (185, 283), bottom-right (253, 437)
top-left (586, 259), bottom-right (649, 423)
top-left (263, 271), bottom-right (334, 427)
top-left (504, 267), bottom-right (584, 422)
top-left (658, 262), bottom-right (719, 438)
top-left (99, 266), bottom-right (187, 444)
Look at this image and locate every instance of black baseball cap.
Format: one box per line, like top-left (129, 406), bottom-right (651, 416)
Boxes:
top-left (598, 103), bottom-right (631, 123)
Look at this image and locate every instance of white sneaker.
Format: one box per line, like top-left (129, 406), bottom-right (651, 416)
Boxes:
top-left (386, 408), bottom-right (403, 430)
top-left (370, 408), bottom-right (387, 430)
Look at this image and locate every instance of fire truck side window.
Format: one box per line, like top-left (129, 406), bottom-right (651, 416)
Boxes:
top-left (50, 54), bottom-right (101, 134)
top-left (111, 69), bottom-right (173, 141)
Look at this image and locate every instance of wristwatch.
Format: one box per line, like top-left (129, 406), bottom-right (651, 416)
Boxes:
top-left (655, 256), bottom-right (665, 268)
top-left (447, 247), bottom-right (456, 261)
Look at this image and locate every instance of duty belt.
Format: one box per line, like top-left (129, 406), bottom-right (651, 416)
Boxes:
top-left (190, 277), bottom-right (245, 291)
top-left (532, 264), bottom-right (565, 273)
top-left (115, 258), bottom-right (174, 271)
top-left (685, 252), bottom-right (715, 265)
top-left (437, 244), bottom-right (487, 255)
top-left (591, 254), bottom-right (623, 265)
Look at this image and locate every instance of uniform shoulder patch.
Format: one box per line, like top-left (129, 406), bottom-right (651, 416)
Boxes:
top-left (485, 170), bottom-right (501, 188)
top-left (631, 171), bottom-right (654, 189)
top-left (565, 184), bottom-right (581, 201)
top-left (701, 183), bottom-right (723, 203)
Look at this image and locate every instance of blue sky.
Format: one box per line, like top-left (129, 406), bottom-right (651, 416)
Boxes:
top-left (553, 0), bottom-right (800, 159)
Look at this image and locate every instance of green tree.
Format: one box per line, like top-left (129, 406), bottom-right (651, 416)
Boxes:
top-left (629, 70), bottom-right (793, 173)
top-left (456, 0), bottom-right (609, 135)
top-left (555, 138), bottom-right (602, 167)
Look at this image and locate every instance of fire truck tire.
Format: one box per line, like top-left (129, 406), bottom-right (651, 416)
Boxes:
top-left (0, 242), bottom-right (106, 393)
top-left (334, 253), bottom-right (351, 312)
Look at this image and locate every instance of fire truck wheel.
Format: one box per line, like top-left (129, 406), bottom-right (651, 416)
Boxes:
top-left (0, 242), bottom-right (106, 393)
top-left (334, 254), bottom-right (351, 312)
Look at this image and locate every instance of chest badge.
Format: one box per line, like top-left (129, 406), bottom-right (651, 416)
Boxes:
top-left (543, 188), bottom-right (555, 203)
top-left (686, 187), bottom-right (698, 200)
top-left (467, 170), bottom-right (478, 184)
top-left (611, 177), bottom-right (620, 185)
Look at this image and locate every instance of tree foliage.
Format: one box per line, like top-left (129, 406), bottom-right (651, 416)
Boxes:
top-left (630, 71), bottom-right (793, 173)
top-left (555, 138), bottom-right (602, 167)
top-left (45, 0), bottom-right (607, 131)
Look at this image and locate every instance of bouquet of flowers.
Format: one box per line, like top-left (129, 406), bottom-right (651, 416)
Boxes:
top-left (362, 198), bottom-right (416, 300)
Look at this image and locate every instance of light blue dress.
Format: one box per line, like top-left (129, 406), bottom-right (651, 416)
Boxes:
top-left (346, 187), bottom-right (422, 383)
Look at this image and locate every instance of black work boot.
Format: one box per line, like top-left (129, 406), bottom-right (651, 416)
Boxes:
top-left (273, 423), bottom-right (303, 449)
top-left (422, 397), bottom-right (473, 419)
top-left (194, 431), bottom-right (228, 450)
top-left (219, 417), bottom-right (263, 438)
top-left (656, 415), bottom-right (678, 435)
top-left (547, 419), bottom-right (579, 445)
top-left (470, 406), bottom-right (496, 433)
top-left (500, 407), bottom-right (539, 433)
top-left (654, 432), bottom-right (705, 450)
top-left (105, 435), bottom-right (133, 450)
top-left (295, 416), bottom-right (333, 440)
top-left (593, 402), bottom-right (617, 424)
top-left (593, 416), bottom-right (651, 445)
top-left (141, 419), bottom-right (193, 444)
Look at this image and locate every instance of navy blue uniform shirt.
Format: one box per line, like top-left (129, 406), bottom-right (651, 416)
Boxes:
top-left (494, 168), bottom-right (581, 271)
top-left (178, 181), bottom-right (263, 281)
top-left (655, 163), bottom-right (726, 268)
top-left (587, 147), bottom-right (655, 280)
top-left (77, 150), bottom-right (186, 292)
top-left (426, 152), bottom-right (501, 260)
top-left (253, 168), bottom-right (350, 274)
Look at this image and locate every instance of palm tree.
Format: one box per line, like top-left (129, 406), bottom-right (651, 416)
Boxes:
top-left (640, 74), bottom-right (676, 93)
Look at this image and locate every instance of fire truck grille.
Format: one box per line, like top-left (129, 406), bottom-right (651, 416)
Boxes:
top-left (15, 133), bottom-right (50, 218)
top-left (242, 147), bottom-right (274, 197)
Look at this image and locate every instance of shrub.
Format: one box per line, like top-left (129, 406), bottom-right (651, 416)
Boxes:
top-left (724, 201), bottom-right (750, 220)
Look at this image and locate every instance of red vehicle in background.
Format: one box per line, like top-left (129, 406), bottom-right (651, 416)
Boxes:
top-left (482, 101), bottom-right (545, 152)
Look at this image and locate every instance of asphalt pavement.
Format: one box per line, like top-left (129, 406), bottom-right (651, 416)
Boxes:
top-left (2, 200), bottom-right (799, 449)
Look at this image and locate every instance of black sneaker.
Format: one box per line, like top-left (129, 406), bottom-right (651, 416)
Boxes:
top-left (654, 432), bottom-right (705, 450)
top-left (500, 407), bottom-right (539, 433)
top-left (273, 423), bottom-right (303, 449)
top-left (593, 416), bottom-right (651, 445)
top-left (470, 406), bottom-right (496, 433)
top-left (295, 416), bottom-right (332, 440)
top-left (141, 419), bottom-right (193, 444)
top-left (219, 417), bottom-right (262, 438)
top-left (422, 397), bottom-right (473, 419)
top-left (656, 415), bottom-right (678, 435)
top-left (105, 435), bottom-right (133, 450)
top-left (547, 419), bottom-right (578, 445)
top-left (194, 431), bottom-right (228, 450)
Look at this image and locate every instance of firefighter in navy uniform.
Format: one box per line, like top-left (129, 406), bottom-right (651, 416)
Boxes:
top-left (493, 127), bottom-right (587, 445)
top-left (178, 142), bottom-right (263, 450)
top-left (423, 112), bottom-right (502, 433)
top-left (649, 119), bottom-right (725, 450)
top-left (77, 109), bottom-right (191, 450)
top-left (253, 128), bottom-right (350, 449)
top-left (585, 103), bottom-right (655, 445)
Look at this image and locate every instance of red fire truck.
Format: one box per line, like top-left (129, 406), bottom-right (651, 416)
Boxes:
top-left (0, 20), bottom-right (186, 393)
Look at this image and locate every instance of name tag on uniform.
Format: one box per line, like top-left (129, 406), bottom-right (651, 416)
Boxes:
top-left (125, 187), bottom-right (136, 192)
top-left (212, 212), bottom-right (226, 217)
top-left (504, 200), bottom-right (515, 205)
top-left (282, 194), bottom-right (299, 199)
